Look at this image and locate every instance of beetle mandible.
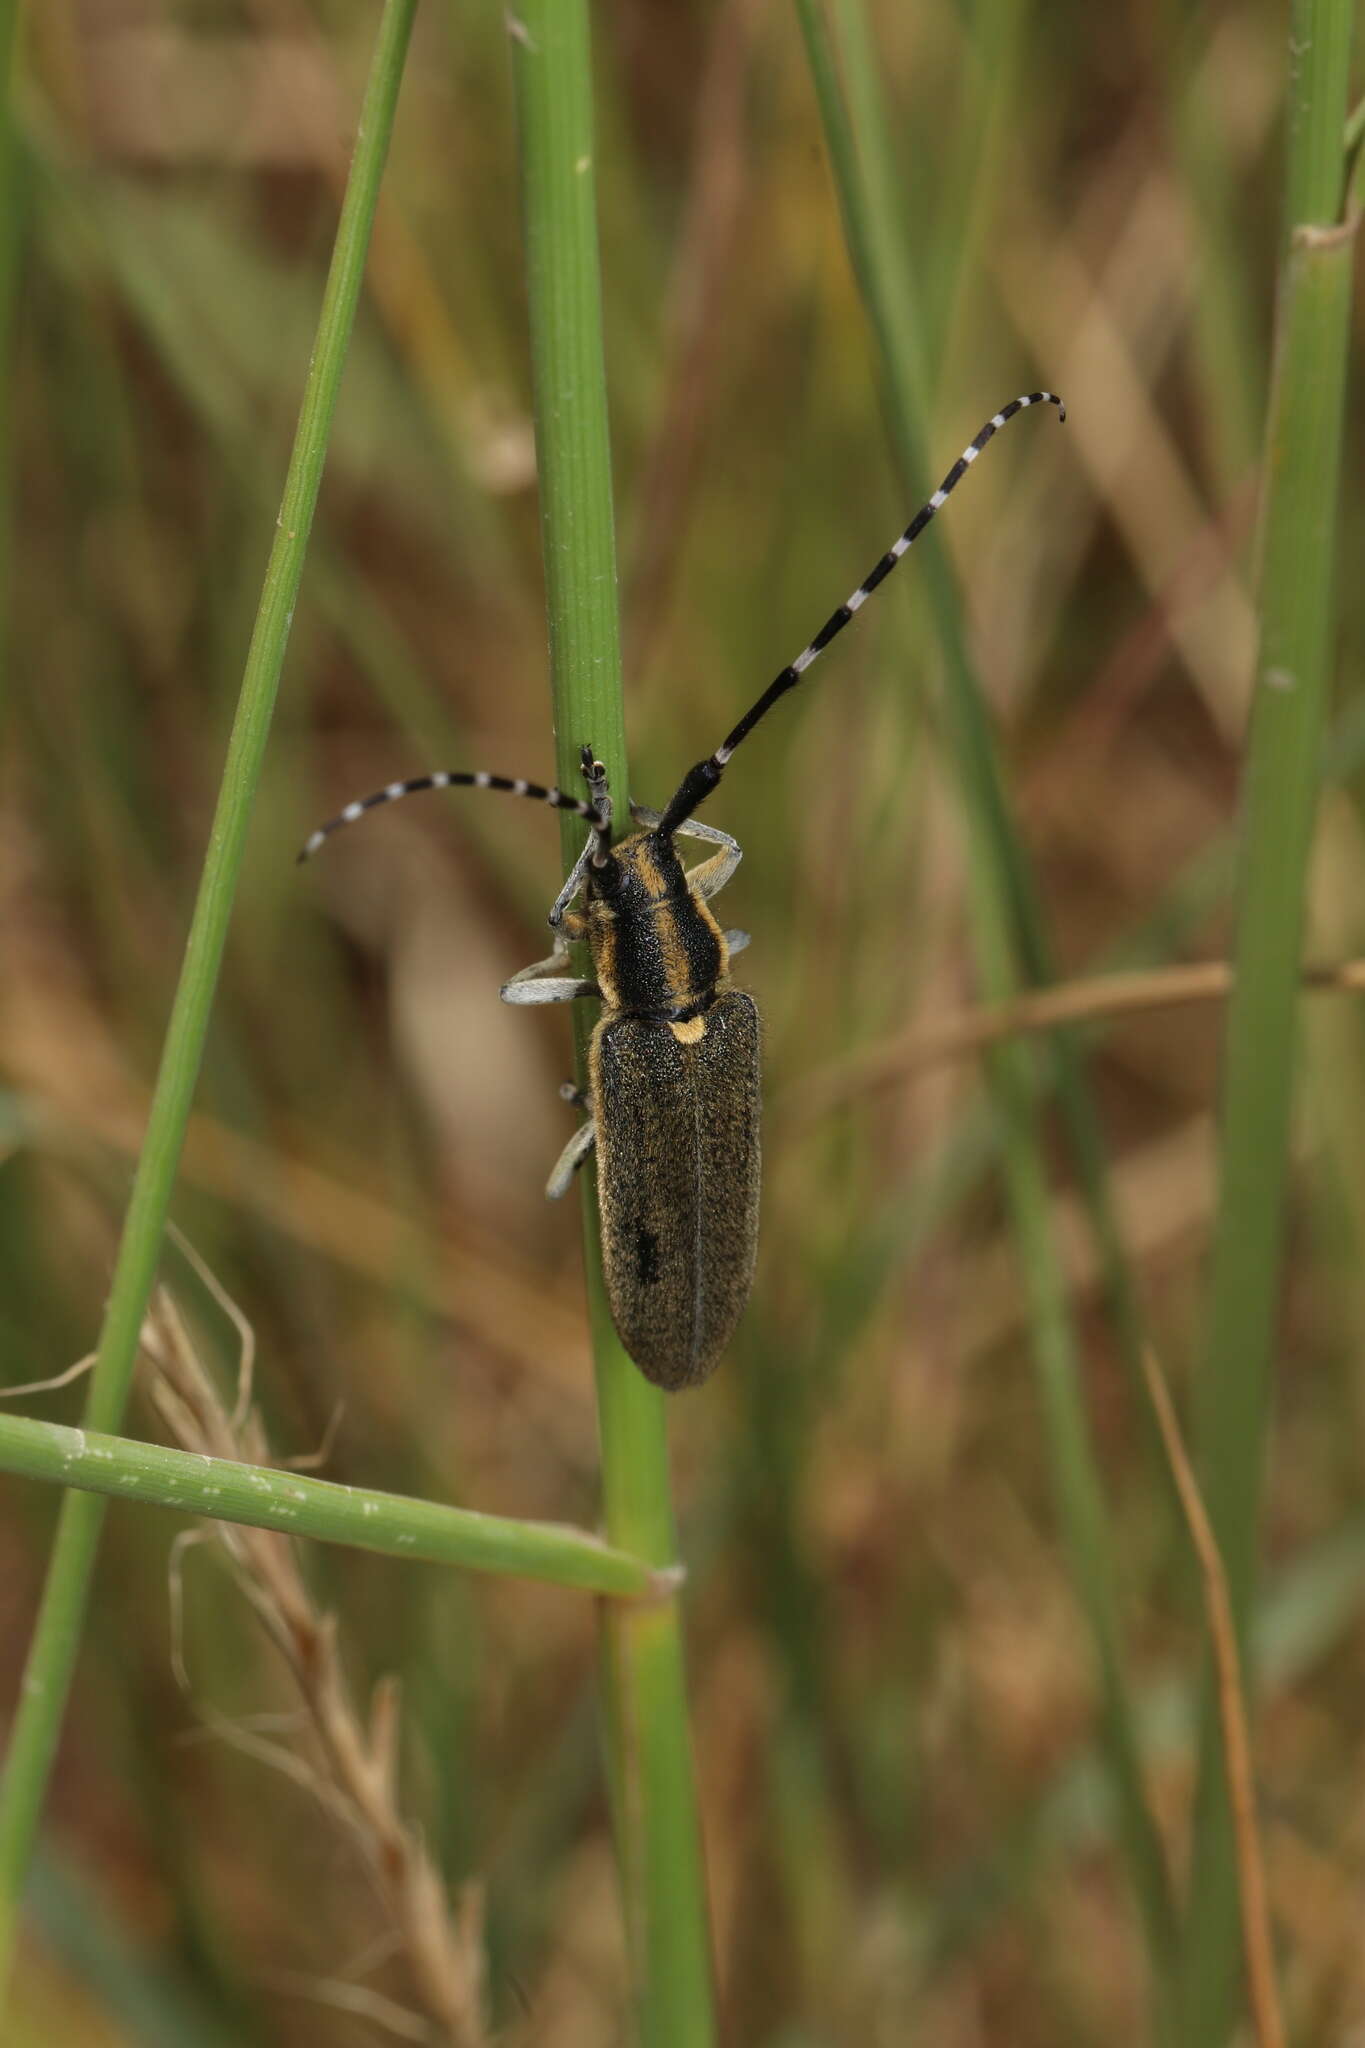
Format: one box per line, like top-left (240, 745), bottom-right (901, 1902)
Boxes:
top-left (301, 392), bottom-right (1065, 1390)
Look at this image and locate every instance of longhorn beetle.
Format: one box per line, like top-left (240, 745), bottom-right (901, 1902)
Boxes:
top-left (301, 392), bottom-right (1064, 1390)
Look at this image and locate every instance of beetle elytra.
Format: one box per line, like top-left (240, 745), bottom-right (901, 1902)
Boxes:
top-left (301, 392), bottom-right (1064, 1389)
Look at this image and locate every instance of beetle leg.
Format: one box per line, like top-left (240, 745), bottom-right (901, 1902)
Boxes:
top-left (501, 941), bottom-right (599, 1006)
top-left (503, 978), bottom-right (599, 1005)
top-left (547, 827), bottom-right (597, 929)
top-left (679, 819), bottom-right (738, 849)
top-left (682, 838), bottom-right (743, 901)
top-left (678, 819), bottom-right (743, 898)
top-left (502, 969), bottom-right (599, 1006)
top-left (628, 802), bottom-right (743, 900)
top-left (579, 749), bottom-right (615, 877)
top-left (631, 804), bottom-right (738, 852)
top-left (546, 1115), bottom-right (596, 1199)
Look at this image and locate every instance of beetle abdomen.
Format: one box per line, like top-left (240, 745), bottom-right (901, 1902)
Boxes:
top-left (591, 991), bottom-right (761, 1391)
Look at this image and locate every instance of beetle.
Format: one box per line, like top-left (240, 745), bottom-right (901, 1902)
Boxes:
top-left (300, 391), bottom-right (1064, 1389)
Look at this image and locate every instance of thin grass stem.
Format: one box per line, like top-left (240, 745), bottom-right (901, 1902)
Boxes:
top-left (825, 0), bottom-right (1157, 1435)
top-left (0, 0), bottom-right (419, 1998)
top-left (1142, 1351), bottom-right (1285, 2048)
top-left (0, 0), bottom-right (20, 725)
top-left (0, 1410), bottom-right (656, 1598)
top-left (509, 7), bottom-right (715, 2041)
top-left (792, 955), bottom-right (1365, 1113)
top-left (1182, 5), bottom-right (1356, 2041)
top-left (796, 0), bottom-right (1179, 2011)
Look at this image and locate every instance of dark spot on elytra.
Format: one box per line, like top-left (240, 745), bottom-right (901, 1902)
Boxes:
top-left (635, 1230), bottom-right (660, 1286)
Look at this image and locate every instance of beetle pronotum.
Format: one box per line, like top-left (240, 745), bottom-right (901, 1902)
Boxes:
top-left (302, 392), bottom-right (1064, 1390)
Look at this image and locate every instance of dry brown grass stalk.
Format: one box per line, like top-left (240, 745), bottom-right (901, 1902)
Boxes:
top-left (1141, 1345), bottom-right (1285, 2048)
top-left (138, 1271), bottom-right (488, 2048)
top-left (791, 956), bottom-right (1365, 1122)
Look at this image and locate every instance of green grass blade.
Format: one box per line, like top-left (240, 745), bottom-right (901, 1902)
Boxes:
top-left (829, 0), bottom-right (1154, 1424)
top-left (0, 0), bottom-right (419, 1996)
top-left (0, 0), bottom-right (19, 726)
top-left (795, 0), bottom-right (1179, 2009)
top-left (24, 1854), bottom-right (241, 2048)
top-left (0, 1410), bottom-right (655, 1596)
top-left (1150, 2), bottom-right (1266, 488)
top-left (823, 0), bottom-right (1156, 1419)
top-left (1182, 4), bottom-right (1356, 2040)
top-left (509, 6), bottom-right (715, 2040)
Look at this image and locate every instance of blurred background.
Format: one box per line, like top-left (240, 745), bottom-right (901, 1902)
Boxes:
top-left (3, 0), bottom-right (1364, 2042)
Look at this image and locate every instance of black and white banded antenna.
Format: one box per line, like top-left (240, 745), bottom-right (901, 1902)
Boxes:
top-left (297, 390), bottom-right (1063, 862)
top-left (657, 389), bottom-right (1065, 835)
top-left (297, 765), bottom-right (608, 865)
